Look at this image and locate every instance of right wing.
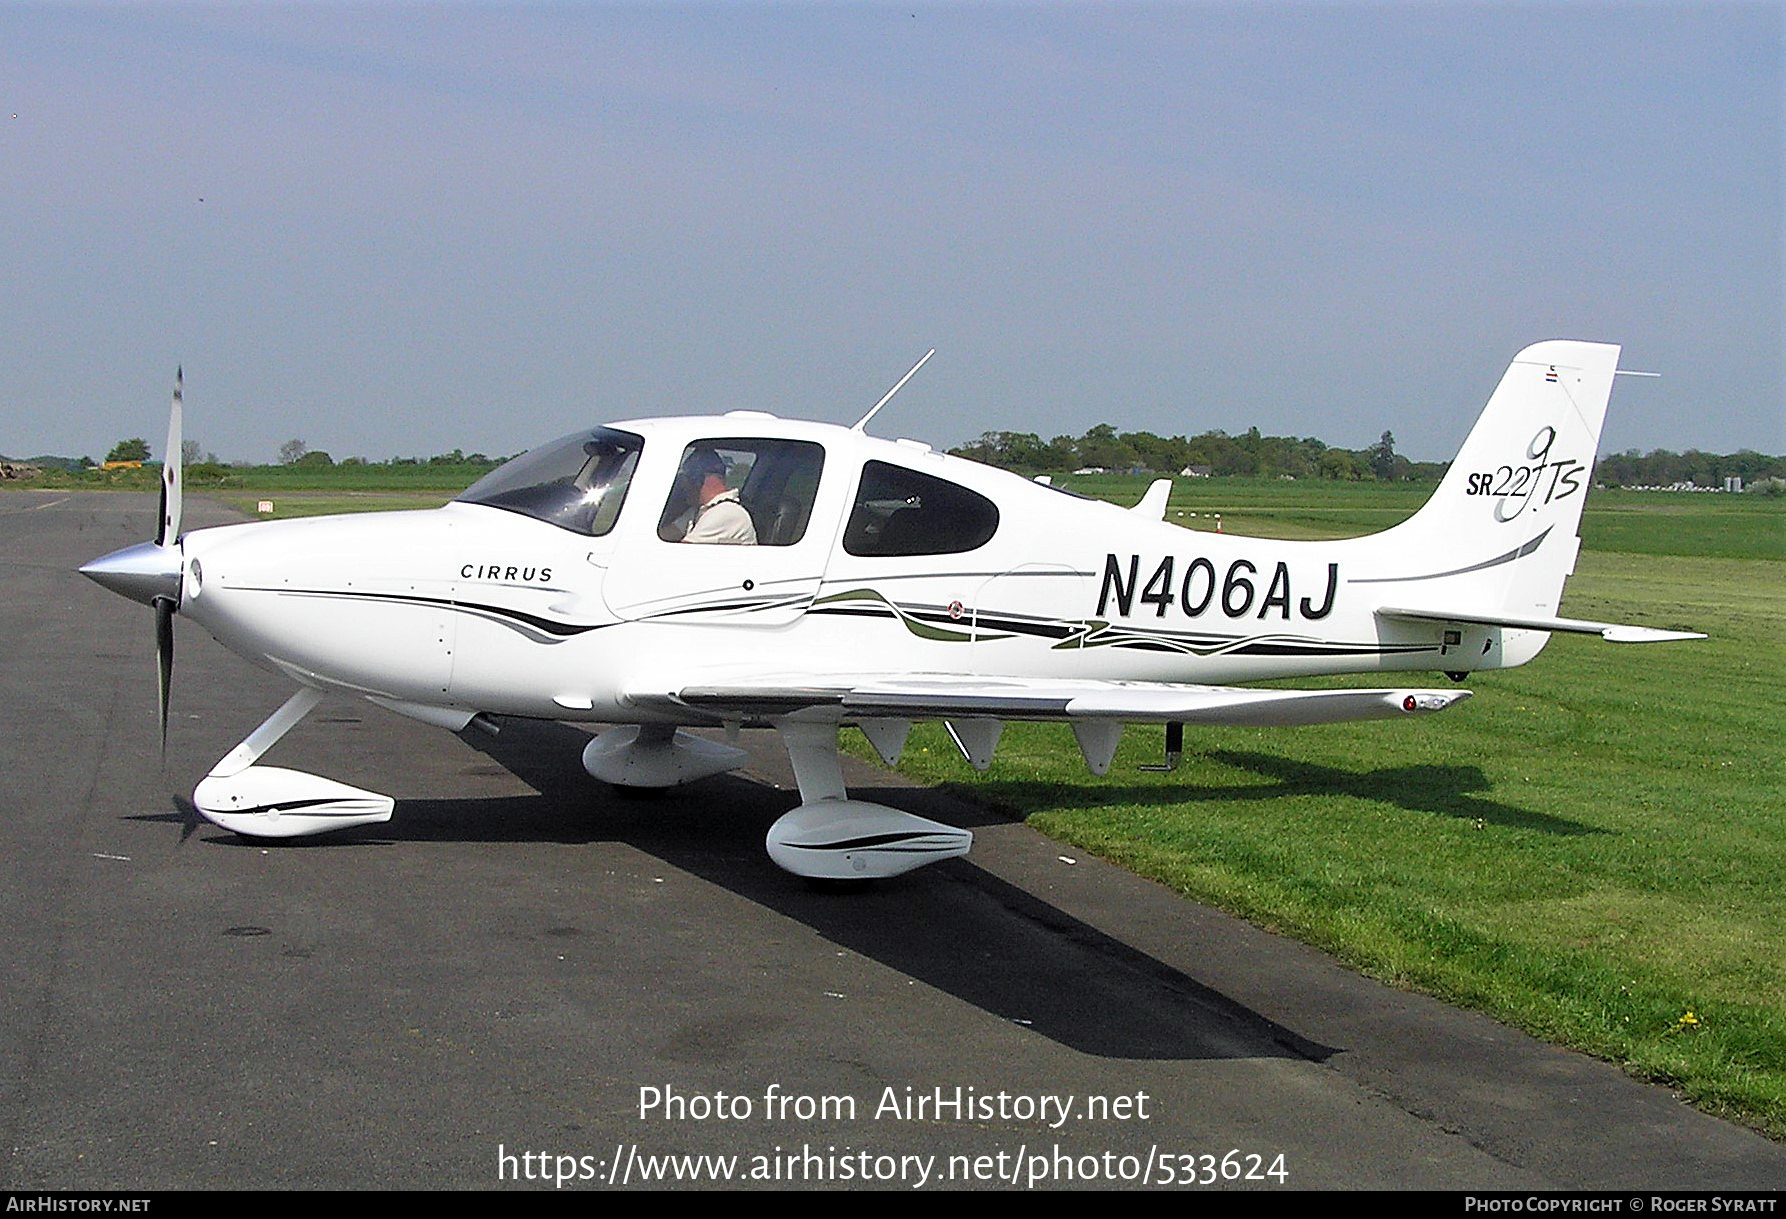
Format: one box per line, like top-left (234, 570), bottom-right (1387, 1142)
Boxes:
top-left (633, 673), bottom-right (1470, 725)
top-left (623, 671), bottom-right (1470, 775)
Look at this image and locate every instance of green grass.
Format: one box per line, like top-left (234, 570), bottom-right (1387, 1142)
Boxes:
top-left (1578, 489), bottom-right (1786, 560)
top-left (1066, 472), bottom-right (1786, 555)
top-left (5, 460), bottom-right (490, 497)
top-left (215, 461), bottom-right (495, 492)
top-left (847, 484), bottom-right (1786, 1137)
top-left (213, 490), bottom-right (458, 520)
top-left (1064, 472), bottom-right (1438, 539)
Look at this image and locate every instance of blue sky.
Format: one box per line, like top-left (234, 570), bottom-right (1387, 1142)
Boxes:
top-left (2, 2), bottom-right (1780, 465)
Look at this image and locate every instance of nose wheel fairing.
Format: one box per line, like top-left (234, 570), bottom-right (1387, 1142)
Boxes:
top-left (190, 687), bottom-right (394, 838)
top-left (194, 766), bottom-right (394, 837)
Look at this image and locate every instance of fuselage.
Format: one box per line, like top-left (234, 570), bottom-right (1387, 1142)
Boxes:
top-left (172, 412), bottom-right (1532, 726)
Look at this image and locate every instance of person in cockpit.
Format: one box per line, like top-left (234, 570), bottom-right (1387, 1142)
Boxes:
top-left (668, 448), bottom-right (757, 545)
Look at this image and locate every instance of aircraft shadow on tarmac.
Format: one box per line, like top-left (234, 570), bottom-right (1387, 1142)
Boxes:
top-left (140, 715), bottom-right (1351, 1063)
top-left (954, 750), bottom-right (1602, 836)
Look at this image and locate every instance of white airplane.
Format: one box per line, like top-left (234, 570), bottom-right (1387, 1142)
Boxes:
top-left (82, 341), bottom-right (1700, 881)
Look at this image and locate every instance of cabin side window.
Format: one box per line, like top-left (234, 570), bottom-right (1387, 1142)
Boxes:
top-left (843, 460), bottom-right (1000, 557)
top-left (656, 438), bottom-right (826, 547)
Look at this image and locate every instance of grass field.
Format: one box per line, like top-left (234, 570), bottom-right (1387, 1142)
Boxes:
top-left (212, 489), bottom-right (458, 519)
top-left (856, 478), bottom-right (1786, 1137)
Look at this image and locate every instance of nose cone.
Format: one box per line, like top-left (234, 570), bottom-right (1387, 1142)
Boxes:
top-left (80, 541), bottom-right (183, 607)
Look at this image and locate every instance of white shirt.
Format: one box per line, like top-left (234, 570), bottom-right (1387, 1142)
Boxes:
top-left (683, 488), bottom-right (756, 544)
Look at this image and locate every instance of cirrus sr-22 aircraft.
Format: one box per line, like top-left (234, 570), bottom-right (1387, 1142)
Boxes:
top-left (82, 341), bottom-right (1699, 881)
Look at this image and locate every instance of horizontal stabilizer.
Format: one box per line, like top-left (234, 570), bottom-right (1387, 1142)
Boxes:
top-left (1376, 605), bottom-right (1704, 643)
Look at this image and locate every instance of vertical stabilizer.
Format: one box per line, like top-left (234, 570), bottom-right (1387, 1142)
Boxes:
top-left (1366, 341), bottom-right (1621, 632)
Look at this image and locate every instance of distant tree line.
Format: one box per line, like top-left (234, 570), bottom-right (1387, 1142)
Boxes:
top-left (4, 440), bottom-right (512, 483)
top-left (1591, 449), bottom-right (1785, 488)
top-left (948, 426), bottom-right (1444, 481)
top-left (949, 425), bottom-right (1786, 488)
top-left (271, 439), bottom-right (507, 470)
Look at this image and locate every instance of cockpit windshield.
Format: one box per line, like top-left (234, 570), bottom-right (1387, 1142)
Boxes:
top-left (456, 427), bottom-right (643, 536)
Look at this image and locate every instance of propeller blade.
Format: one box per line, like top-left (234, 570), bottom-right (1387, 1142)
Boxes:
top-left (155, 595), bottom-right (174, 757)
top-left (157, 367), bottom-right (183, 547)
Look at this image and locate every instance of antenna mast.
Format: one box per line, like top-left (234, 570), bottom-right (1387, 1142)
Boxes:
top-left (851, 349), bottom-right (935, 433)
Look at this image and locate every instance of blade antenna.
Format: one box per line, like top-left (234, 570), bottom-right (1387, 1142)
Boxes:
top-left (851, 349), bottom-right (935, 434)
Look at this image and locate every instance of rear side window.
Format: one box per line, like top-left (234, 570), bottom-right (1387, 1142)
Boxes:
top-left (844, 460), bottom-right (999, 556)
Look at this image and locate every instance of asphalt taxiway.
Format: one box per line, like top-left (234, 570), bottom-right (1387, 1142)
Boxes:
top-left (3, 490), bottom-right (1781, 1189)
